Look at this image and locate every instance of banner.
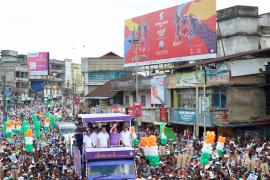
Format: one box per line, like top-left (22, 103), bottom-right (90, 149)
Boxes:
top-left (206, 68), bottom-right (230, 86)
top-left (160, 107), bottom-right (168, 122)
top-left (151, 76), bottom-right (165, 104)
top-left (124, 0), bottom-right (216, 67)
top-left (167, 70), bottom-right (205, 89)
top-left (27, 52), bottom-right (49, 76)
top-left (177, 109), bottom-right (196, 122)
top-left (133, 102), bottom-right (142, 118)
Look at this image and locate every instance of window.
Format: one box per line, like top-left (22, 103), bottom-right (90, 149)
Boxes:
top-left (212, 87), bottom-right (227, 109)
top-left (141, 95), bottom-right (146, 106)
top-left (178, 89), bottom-right (196, 109)
top-left (177, 88), bottom-right (212, 109)
top-left (125, 95), bottom-right (129, 105)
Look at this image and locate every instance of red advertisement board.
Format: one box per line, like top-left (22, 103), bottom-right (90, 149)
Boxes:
top-left (74, 96), bottom-right (80, 105)
top-left (124, 0), bottom-right (216, 67)
top-left (160, 107), bottom-right (168, 122)
top-left (27, 52), bottom-right (49, 76)
top-left (133, 102), bottom-right (142, 118)
top-left (126, 106), bottom-right (134, 116)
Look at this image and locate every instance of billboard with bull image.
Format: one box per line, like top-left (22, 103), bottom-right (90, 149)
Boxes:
top-left (124, 0), bottom-right (216, 67)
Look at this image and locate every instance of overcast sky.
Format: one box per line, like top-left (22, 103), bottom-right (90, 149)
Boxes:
top-left (0, 0), bottom-right (269, 63)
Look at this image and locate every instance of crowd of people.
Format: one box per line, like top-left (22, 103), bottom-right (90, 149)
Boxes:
top-left (136, 127), bottom-right (270, 180)
top-left (1, 98), bottom-right (270, 180)
top-left (0, 98), bottom-right (79, 180)
top-left (83, 123), bottom-right (132, 148)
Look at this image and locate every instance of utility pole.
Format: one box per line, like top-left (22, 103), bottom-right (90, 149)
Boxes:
top-left (72, 68), bottom-right (75, 117)
top-left (195, 85), bottom-right (199, 139)
top-left (1, 75), bottom-right (6, 121)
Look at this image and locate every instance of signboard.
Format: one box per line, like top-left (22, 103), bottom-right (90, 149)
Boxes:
top-left (4, 87), bottom-right (13, 97)
top-left (126, 106), bottom-right (134, 116)
top-left (167, 70), bottom-right (205, 89)
top-left (199, 111), bottom-right (213, 127)
top-left (124, 0), bottom-right (216, 67)
top-left (85, 149), bottom-right (135, 160)
top-left (27, 52), bottom-right (49, 76)
top-left (74, 96), bottom-right (80, 105)
top-left (200, 97), bottom-right (210, 114)
top-left (160, 107), bottom-right (168, 122)
top-left (133, 102), bottom-right (142, 118)
top-left (177, 109), bottom-right (196, 122)
top-left (206, 68), bottom-right (230, 86)
top-left (151, 76), bottom-right (165, 104)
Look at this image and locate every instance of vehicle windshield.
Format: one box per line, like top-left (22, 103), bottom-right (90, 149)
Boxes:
top-left (59, 128), bottom-right (76, 135)
top-left (88, 162), bottom-right (135, 177)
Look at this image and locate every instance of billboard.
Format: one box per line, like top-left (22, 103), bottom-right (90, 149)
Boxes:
top-left (27, 52), bottom-right (49, 76)
top-left (151, 76), bottom-right (165, 104)
top-left (124, 0), bottom-right (216, 67)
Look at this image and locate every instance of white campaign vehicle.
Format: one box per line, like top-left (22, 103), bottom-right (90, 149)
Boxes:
top-left (58, 122), bottom-right (77, 153)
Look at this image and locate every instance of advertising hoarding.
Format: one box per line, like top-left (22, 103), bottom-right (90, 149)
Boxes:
top-left (124, 0), bottom-right (216, 67)
top-left (167, 70), bottom-right (205, 89)
top-left (133, 102), bottom-right (142, 118)
top-left (160, 107), bottom-right (168, 122)
top-left (27, 52), bottom-right (49, 76)
top-left (206, 68), bottom-right (230, 86)
top-left (151, 76), bottom-right (165, 104)
top-left (177, 109), bottom-right (196, 122)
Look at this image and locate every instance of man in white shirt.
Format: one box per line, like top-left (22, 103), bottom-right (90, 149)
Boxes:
top-left (120, 126), bottom-right (132, 147)
top-left (90, 127), bottom-right (98, 147)
top-left (97, 126), bottom-right (110, 148)
top-left (83, 129), bottom-right (94, 148)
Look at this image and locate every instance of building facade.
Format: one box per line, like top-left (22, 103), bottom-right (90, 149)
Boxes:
top-left (0, 50), bottom-right (31, 106)
top-left (91, 6), bottom-right (270, 138)
top-left (81, 52), bottom-right (132, 96)
top-left (71, 63), bottom-right (84, 95)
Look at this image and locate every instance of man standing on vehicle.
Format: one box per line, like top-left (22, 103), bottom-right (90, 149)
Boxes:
top-left (97, 126), bottom-right (110, 148)
top-left (83, 129), bottom-right (94, 148)
top-left (121, 126), bottom-right (132, 147)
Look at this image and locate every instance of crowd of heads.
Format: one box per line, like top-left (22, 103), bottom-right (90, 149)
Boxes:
top-left (136, 126), bottom-right (270, 180)
top-left (0, 98), bottom-right (79, 180)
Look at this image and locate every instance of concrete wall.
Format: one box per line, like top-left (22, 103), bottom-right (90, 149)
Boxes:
top-left (259, 13), bottom-right (270, 26)
top-left (229, 58), bottom-right (270, 77)
top-left (231, 75), bottom-right (265, 85)
top-left (218, 17), bottom-right (258, 37)
top-left (217, 36), bottom-right (260, 57)
top-left (227, 87), bottom-right (266, 123)
top-left (123, 90), bottom-right (151, 107)
top-left (81, 57), bottom-right (125, 72)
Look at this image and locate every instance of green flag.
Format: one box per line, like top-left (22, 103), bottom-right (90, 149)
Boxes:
top-left (164, 127), bottom-right (177, 140)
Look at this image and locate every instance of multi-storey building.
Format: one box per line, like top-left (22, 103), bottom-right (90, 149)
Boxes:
top-left (81, 52), bottom-right (132, 101)
top-left (0, 50), bottom-right (31, 107)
